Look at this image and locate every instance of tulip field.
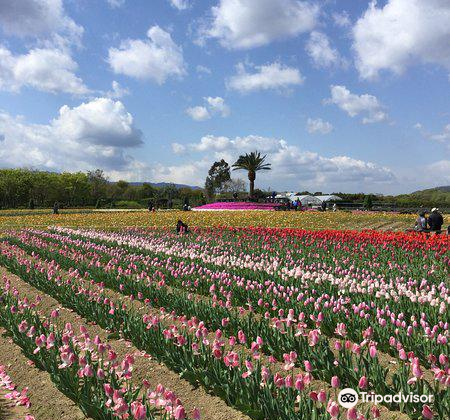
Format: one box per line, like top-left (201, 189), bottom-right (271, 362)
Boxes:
top-left (0, 221), bottom-right (448, 419)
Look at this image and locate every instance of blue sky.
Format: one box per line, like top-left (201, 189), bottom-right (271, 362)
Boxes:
top-left (0, 0), bottom-right (449, 194)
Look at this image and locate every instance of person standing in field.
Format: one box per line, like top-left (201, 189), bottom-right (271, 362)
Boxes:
top-left (53, 202), bottom-right (59, 214)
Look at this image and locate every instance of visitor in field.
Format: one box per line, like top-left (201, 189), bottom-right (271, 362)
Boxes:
top-left (176, 219), bottom-right (189, 234)
top-left (428, 208), bottom-right (443, 232)
top-left (332, 203), bottom-right (337, 212)
top-left (53, 202), bottom-right (59, 214)
top-left (414, 212), bottom-right (428, 232)
top-left (321, 201), bottom-right (327, 212)
top-left (147, 200), bottom-right (153, 212)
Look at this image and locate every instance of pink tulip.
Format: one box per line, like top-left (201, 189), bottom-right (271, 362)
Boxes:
top-left (331, 376), bottom-right (340, 388)
top-left (422, 405), bottom-right (433, 419)
top-left (358, 376), bottom-right (368, 389)
top-left (347, 408), bottom-right (358, 420)
top-left (131, 401), bottom-right (147, 419)
top-left (317, 390), bottom-right (327, 403)
top-left (174, 405), bottom-right (186, 419)
top-left (327, 401), bottom-right (339, 418)
top-left (191, 407), bottom-right (201, 420)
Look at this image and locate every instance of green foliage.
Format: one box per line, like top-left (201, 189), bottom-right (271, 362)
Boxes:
top-left (0, 168), bottom-right (205, 209)
top-left (115, 200), bottom-right (143, 209)
top-left (364, 195), bottom-right (374, 210)
top-left (232, 151), bottom-right (271, 198)
top-left (205, 160), bottom-right (231, 200)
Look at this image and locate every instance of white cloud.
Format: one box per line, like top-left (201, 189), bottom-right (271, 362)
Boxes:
top-left (227, 62), bottom-right (304, 93)
top-left (0, 0), bottom-right (83, 43)
top-left (204, 96), bottom-right (230, 117)
top-left (353, 0), bottom-right (450, 79)
top-left (106, 81), bottom-right (129, 99)
top-left (0, 98), bottom-right (143, 172)
top-left (170, 134), bottom-right (395, 190)
top-left (307, 118), bottom-right (333, 134)
top-left (333, 11), bottom-right (351, 28)
top-left (107, 0), bottom-right (125, 8)
top-left (425, 160), bottom-right (450, 185)
top-left (171, 143), bottom-right (186, 154)
top-left (168, 0), bottom-right (190, 10)
top-left (0, 45), bottom-right (88, 94)
top-left (200, 0), bottom-right (319, 49)
top-left (186, 97), bottom-right (230, 121)
top-left (186, 106), bottom-right (210, 121)
top-left (151, 160), bottom-right (210, 186)
top-left (325, 85), bottom-right (388, 124)
top-left (108, 26), bottom-right (186, 84)
top-left (417, 123), bottom-right (450, 146)
top-left (428, 124), bottom-right (450, 145)
top-left (196, 65), bottom-right (211, 75)
top-left (305, 31), bottom-right (345, 68)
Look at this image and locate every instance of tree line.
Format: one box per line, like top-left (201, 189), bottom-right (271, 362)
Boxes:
top-left (0, 169), bottom-right (205, 209)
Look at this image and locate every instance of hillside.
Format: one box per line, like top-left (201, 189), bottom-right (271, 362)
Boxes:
top-left (397, 186), bottom-right (450, 207)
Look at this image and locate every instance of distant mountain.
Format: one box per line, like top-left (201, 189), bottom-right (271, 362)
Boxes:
top-left (127, 182), bottom-right (202, 190)
top-left (396, 185), bottom-right (450, 207)
top-left (411, 185), bottom-right (450, 194)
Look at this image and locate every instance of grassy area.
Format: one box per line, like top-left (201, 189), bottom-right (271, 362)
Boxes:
top-left (1, 209), bottom-right (448, 231)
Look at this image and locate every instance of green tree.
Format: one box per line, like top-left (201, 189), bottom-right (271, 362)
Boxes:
top-left (87, 169), bottom-right (108, 205)
top-left (364, 195), bottom-right (374, 210)
top-left (205, 160), bottom-right (231, 200)
top-left (232, 151), bottom-right (271, 198)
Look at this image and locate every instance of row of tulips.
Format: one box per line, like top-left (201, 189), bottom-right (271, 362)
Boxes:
top-left (13, 229), bottom-right (449, 367)
top-left (0, 242), bottom-right (338, 420)
top-left (61, 226), bottom-right (448, 286)
top-left (1, 239), bottom-right (449, 419)
top-left (46, 226), bottom-right (448, 322)
top-left (0, 276), bottom-right (195, 420)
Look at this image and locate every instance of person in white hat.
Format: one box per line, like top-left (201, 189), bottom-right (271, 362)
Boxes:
top-left (428, 208), bottom-right (443, 232)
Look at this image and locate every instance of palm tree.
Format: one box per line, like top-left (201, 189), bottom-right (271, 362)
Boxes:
top-left (232, 151), bottom-right (271, 198)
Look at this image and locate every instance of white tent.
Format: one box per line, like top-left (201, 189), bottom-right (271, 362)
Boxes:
top-left (316, 195), bottom-right (342, 202)
top-left (288, 195), bottom-right (322, 206)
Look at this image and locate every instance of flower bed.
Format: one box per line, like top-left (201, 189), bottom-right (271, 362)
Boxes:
top-left (193, 202), bottom-right (281, 211)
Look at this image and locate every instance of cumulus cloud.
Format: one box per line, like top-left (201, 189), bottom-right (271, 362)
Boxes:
top-left (107, 0), bottom-right (125, 8)
top-left (425, 160), bottom-right (450, 184)
top-left (333, 11), bottom-right (351, 28)
top-left (205, 96), bottom-right (230, 117)
top-left (0, 46), bottom-right (89, 94)
top-left (106, 81), bottom-right (129, 99)
top-left (108, 26), bottom-right (186, 84)
top-left (325, 85), bottom-right (388, 124)
top-left (0, 98), bottom-right (143, 172)
top-left (186, 106), bottom-right (211, 121)
top-left (305, 31), bottom-right (346, 68)
top-left (0, 0), bottom-right (83, 42)
top-left (168, 0), bottom-right (190, 10)
top-left (428, 124), bottom-right (450, 145)
top-left (196, 65), bottom-right (211, 75)
top-left (416, 123), bottom-right (450, 147)
top-left (227, 62), bottom-right (304, 93)
top-left (199, 0), bottom-right (319, 49)
top-left (307, 118), bottom-right (333, 134)
top-left (186, 97), bottom-right (230, 121)
top-left (353, 0), bottom-right (450, 79)
top-left (170, 134), bottom-right (395, 190)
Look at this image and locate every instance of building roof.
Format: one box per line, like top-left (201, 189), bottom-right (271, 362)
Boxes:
top-left (316, 195), bottom-right (343, 202)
